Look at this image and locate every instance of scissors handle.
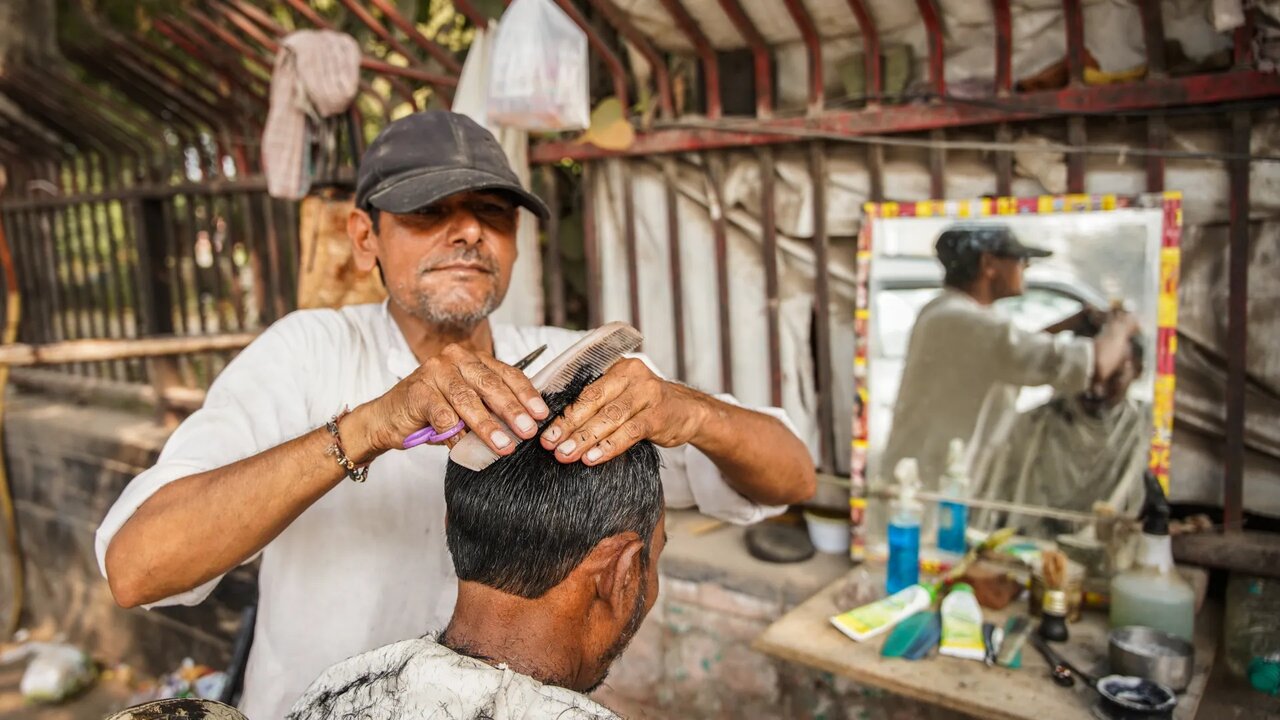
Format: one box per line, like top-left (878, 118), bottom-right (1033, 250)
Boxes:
top-left (402, 420), bottom-right (466, 449)
top-left (400, 344), bottom-right (548, 450)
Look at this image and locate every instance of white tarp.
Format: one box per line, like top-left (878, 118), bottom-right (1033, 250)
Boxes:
top-left (612, 0), bottom-right (1235, 113)
top-left (590, 113), bottom-right (1280, 516)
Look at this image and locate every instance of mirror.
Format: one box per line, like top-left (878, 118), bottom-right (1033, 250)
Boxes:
top-left (849, 194), bottom-right (1181, 560)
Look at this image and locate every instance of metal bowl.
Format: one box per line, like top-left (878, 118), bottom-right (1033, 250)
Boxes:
top-left (1109, 626), bottom-right (1195, 692)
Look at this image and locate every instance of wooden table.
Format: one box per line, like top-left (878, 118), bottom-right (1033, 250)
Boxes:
top-left (754, 571), bottom-right (1218, 720)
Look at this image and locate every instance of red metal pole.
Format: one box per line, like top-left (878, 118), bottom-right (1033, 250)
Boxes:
top-left (278, 0), bottom-right (335, 30)
top-left (1138, 0), bottom-right (1167, 77)
top-left (185, 9), bottom-right (275, 74)
top-left (581, 162), bottom-right (603, 328)
top-left (662, 158), bottom-right (686, 380)
top-left (846, 0), bottom-right (882, 102)
top-left (1223, 110), bottom-right (1251, 532)
top-left (757, 146), bottom-right (783, 407)
top-left (337, 0), bottom-right (425, 62)
top-left (809, 142), bottom-right (835, 473)
top-left (221, 0), bottom-right (289, 36)
top-left (529, 70), bottom-right (1280, 161)
top-left (714, 0), bottom-right (772, 117)
top-left (655, 0), bottom-right (720, 118)
top-left (992, 0), bottom-right (1013, 94)
top-left (540, 166), bottom-right (565, 326)
top-left (451, 0), bottom-right (489, 29)
top-left (550, 0), bottom-right (629, 110)
top-left (706, 153), bottom-right (734, 393)
top-left (621, 170), bottom-right (641, 330)
top-left (585, 0), bottom-right (674, 119)
top-left (359, 57), bottom-right (458, 88)
top-left (1063, 0), bottom-right (1086, 85)
top-left (1146, 115), bottom-right (1166, 192)
top-left (363, 0), bottom-right (464, 74)
top-left (1234, 9), bottom-right (1254, 68)
top-left (916, 0), bottom-right (945, 97)
top-left (214, 0), bottom-right (397, 115)
top-left (782, 0), bottom-right (824, 115)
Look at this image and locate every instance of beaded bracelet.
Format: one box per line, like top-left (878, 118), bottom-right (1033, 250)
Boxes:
top-left (325, 408), bottom-right (369, 483)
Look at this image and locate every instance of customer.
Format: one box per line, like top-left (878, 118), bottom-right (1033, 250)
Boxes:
top-left (289, 373), bottom-right (664, 719)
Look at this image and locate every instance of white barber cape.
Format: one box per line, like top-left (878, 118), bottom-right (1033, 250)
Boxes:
top-left (96, 302), bottom-right (790, 720)
top-left (287, 635), bottom-right (620, 720)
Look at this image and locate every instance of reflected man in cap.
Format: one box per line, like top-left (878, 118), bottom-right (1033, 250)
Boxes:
top-left (97, 111), bottom-right (815, 719)
top-left (880, 223), bottom-right (1139, 507)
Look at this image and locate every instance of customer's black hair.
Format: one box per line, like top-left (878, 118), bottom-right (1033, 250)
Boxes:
top-left (445, 369), bottom-right (663, 599)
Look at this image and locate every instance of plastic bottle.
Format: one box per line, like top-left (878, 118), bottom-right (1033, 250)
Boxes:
top-left (937, 438), bottom-right (969, 557)
top-left (1109, 472), bottom-right (1195, 641)
top-left (886, 458), bottom-right (923, 595)
top-left (1224, 573), bottom-right (1280, 686)
top-left (939, 583), bottom-right (986, 661)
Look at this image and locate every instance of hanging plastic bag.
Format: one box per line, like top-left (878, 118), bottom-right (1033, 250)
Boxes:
top-left (487, 0), bottom-right (590, 132)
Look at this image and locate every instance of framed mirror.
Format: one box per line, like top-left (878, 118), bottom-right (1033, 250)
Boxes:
top-left (849, 193), bottom-right (1181, 561)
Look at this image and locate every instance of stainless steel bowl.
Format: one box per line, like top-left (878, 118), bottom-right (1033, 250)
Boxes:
top-left (1109, 626), bottom-right (1195, 693)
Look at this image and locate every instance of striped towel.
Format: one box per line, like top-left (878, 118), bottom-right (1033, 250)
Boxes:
top-left (262, 30), bottom-right (361, 200)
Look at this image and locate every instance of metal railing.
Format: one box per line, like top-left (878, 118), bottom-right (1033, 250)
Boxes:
top-left (0, 179), bottom-right (298, 393)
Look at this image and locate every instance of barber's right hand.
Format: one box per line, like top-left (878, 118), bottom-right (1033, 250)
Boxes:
top-left (354, 345), bottom-right (550, 460)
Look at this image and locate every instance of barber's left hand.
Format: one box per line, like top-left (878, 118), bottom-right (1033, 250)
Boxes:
top-left (539, 358), bottom-right (708, 465)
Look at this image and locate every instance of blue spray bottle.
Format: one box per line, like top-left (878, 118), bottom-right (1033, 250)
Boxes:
top-left (937, 438), bottom-right (970, 557)
top-left (886, 458), bottom-right (923, 595)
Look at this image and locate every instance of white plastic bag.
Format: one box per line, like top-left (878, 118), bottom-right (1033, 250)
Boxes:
top-left (19, 643), bottom-right (96, 704)
top-left (487, 0), bottom-right (590, 132)
top-left (1210, 0), bottom-right (1246, 33)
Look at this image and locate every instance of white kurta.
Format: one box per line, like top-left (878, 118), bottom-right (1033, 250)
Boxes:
top-left (95, 302), bottom-right (789, 720)
top-left (287, 636), bottom-right (620, 720)
top-left (881, 289), bottom-right (1095, 495)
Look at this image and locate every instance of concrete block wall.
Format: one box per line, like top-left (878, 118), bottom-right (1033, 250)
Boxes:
top-left (593, 570), bottom-right (968, 720)
top-left (3, 392), bottom-right (254, 673)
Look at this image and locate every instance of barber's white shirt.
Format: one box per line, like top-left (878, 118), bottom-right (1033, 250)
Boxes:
top-left (95, 302), bottom-right (789, 720)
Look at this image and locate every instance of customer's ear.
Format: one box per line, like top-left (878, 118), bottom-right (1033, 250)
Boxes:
top-left (584, 532), bottom-right (645, 614)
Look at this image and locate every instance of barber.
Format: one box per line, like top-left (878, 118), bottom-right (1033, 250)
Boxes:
top-left (96, 111), bottom-right (816, 720)
top-left (881, 223), bottom-right (1138, 496)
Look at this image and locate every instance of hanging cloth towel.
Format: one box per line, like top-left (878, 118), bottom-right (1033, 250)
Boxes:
top-left (262, 30), bottom-right (361, 200)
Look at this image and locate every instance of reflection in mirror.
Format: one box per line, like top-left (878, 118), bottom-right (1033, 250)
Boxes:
top-left (853, 196), bottom-right (1179, 562)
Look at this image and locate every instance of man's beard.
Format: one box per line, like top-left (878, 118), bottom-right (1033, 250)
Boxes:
top-left (585, 577), bottom-right (650, 693)
top-left (402, 248), bottom-right (502, 331)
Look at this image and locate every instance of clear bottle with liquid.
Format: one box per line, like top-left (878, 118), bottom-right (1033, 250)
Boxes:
top-left (1109, 473), bottom-right (1195, 641)
top-left (937, 438), bottom-right (969, 557)
top-left (1224, 573), bottom-right (1280, 679)
top-left (886, 458), bottom-right (923, 595)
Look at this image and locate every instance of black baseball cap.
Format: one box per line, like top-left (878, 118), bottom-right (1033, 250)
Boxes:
top-left (355, 111), bottom-right (550, 220)
top-left (935, 223), bottom-right (1051, 270)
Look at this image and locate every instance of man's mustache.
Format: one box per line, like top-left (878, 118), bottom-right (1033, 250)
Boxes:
top-left (421, 249), bottom-right (499, 274)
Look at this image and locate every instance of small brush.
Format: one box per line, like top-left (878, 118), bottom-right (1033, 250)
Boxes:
top-left (1038, 549), bottom-right (1070, 642)
top-left (449, 322), bottom-right (644, 472)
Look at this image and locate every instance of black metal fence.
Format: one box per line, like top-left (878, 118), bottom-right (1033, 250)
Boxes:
top-left (0, 179), bottom-right (298, 390)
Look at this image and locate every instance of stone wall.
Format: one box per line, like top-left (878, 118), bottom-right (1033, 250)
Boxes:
top-left (3, 391), bottom-right (254, 673)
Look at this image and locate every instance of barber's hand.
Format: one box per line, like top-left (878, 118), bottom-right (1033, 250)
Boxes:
top-left (539, 358), bottom-right (709, 466)
top-left (357, 344), bottom-right (550, 460)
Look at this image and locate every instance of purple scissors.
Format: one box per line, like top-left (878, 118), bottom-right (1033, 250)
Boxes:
top-left (401, 344), bottom-right (549, 449)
